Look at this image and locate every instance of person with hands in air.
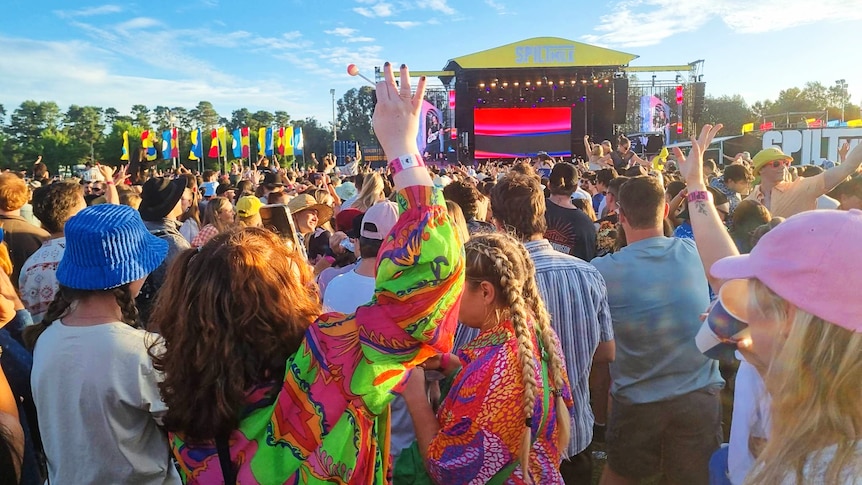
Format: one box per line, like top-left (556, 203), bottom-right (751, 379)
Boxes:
top-left (147, 62), bottom-right (464, 485)
top-left (679, 125), bottom-right (862, 484)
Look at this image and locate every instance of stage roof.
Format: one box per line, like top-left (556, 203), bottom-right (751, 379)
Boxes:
top-left (446, 37), bottom-right (639, 70)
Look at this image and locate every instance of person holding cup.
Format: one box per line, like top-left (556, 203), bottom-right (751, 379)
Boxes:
top-left (678, 124), bottom-right (862, 484)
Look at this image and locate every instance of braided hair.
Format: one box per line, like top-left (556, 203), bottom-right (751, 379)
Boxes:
top-left (464, 232), bottom-right (570, 476)
top-left (23, 285), bottom-right (139, 349)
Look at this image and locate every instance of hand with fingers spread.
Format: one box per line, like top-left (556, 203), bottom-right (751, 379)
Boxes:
top-left (113, 164), bottom-right (130, 186)
top-left (372, 62), bottom-right (427, 158)
top-left (97, 163), bottom-right (116, 182)
top-left (672, 124), bottom-right (723, 189)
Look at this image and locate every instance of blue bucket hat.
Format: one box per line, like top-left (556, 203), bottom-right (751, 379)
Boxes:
top-left (57, 204), bottom-right (168, 290)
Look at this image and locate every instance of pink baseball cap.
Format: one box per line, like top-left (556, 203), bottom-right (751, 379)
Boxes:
top-left (710, 209), bottom-right (862, 333)
top-left (361, 201), bottom-right (399, 240)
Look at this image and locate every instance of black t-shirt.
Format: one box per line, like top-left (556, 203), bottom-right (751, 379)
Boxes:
top-left (610, 151), bottom-right (634, 172)
top-left (544, 199), bottom-right (598, 261)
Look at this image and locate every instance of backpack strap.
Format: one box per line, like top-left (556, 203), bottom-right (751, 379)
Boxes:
top-left (215, 433), bottom-right (236, 485)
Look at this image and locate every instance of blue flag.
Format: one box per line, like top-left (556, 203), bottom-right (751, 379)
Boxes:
top-left (189, 129), bottom-right (203, 160)
top-left (293, 127), bottom-right (303, 156)
top-left (232, 129), bottom-right (242, 158)
top-left (265, 127), bottom-right (274, 156)
top-left (161, 130), bottom-right (172, 159)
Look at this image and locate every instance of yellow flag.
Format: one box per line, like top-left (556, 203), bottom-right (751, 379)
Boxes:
top-left (741, 122), bottom-right (754, 134)
top-left (283, 126), bottom-right (294, 156)
top-left (258, 127), bottom-right (267, 156)
top-left (217, 127), bottom-right (227, 156)
top-left (120, 131), bottom-right (129, 161)
top-left (847, 119), bottom-right (862, 127)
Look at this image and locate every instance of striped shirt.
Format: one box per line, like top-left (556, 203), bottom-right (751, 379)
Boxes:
top-left (525, 239), bottom-right (613, 457)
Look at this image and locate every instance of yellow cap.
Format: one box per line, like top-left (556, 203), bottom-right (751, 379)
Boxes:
top-left (236, 195), bottom-right (262, 218)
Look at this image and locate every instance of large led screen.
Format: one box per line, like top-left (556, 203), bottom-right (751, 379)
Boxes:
top-left (473, 107), bottom-right (572, 158)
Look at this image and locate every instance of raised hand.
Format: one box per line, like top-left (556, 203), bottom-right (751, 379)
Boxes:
top-left (672, 124), bottom-right (723, 187)
top-left (372, 63), bottom-right (427, 158)
top-left (96, 163), bottom-right (116, 182)
top-left (113, 164), bottom-right (129, 185)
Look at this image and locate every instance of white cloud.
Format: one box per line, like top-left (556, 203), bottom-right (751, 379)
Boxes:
top-left (385, 20), bottom-right (422, 29)
top-left (583, 0), bottom-right (862, 48)
top-left (419, 0), bottom-right (455, 15)
top-left (0, 36), bottom-right (318, 119)
top-left (484, 0), bottom-right (507, 14)
top-left (54, 4), bottom-right (122, 18)
top-left (324, 27), bottom-right (358, 37)
top-left (346, 36), bottom-right (376, 43)
top-left (353, 2), bottom-right (393, 18)
top-left (115, 17), bottom-right (161, 32)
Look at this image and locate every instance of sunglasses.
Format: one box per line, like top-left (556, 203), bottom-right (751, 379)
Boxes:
top-left (767, 159), bottom-right (791, 169)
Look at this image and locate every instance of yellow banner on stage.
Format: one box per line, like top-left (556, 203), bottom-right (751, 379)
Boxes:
top-left (449, 37), bottom-right (638, 69)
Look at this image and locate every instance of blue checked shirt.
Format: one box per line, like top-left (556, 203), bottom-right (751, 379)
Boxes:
top-left (525, 239), bottom-right (613, 457)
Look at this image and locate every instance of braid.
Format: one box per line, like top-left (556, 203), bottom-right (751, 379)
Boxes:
top-left (112, 285), bottom-right (139, 328)
top-left (23, 287), bottom-right (75, 349)
top-left (515, 242), bottom-right (572, 451)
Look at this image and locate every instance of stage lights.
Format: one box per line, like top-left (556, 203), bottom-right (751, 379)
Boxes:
top-left (479, 82), bottom-right (485, 88)
top-left (536, 80), bottom-right (542, 86)
top-left (513, 81), bottom-right (520, 87)
top-left (525, 81), bottom-right (531, 86)
top-left (502, 82), bottom-right (508, 87)
top-left (490, 82), bottom-right (497, 87)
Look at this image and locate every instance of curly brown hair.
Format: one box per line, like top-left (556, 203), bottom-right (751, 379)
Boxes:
top-left (148, 227), bottom-right (321, 441)
top-left (32, 182), bottom-right (84, 234)
top-left (0, 174), bottom-right (30, 212)
top-left (489, 173), bottom-right (547, 241)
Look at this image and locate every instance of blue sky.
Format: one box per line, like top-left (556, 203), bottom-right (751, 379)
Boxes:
top-left (2, 0), bottom-right (860, 125)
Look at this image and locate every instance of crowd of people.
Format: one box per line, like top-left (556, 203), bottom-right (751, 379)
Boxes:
top-left (0, 62), bottom-right (860, 485)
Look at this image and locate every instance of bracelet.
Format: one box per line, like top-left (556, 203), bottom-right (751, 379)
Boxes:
top-left (439, 352), bottom-right (450, 371)
top-left (687, 190), bottom-right (712, 203)
top-left (105, 180), bottom-right (115, 185)
top-left (388, 154), bottom-right (425, 175)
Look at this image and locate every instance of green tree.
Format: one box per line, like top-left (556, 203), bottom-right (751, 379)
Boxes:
top-left (130, 104), bottom-right (151, 129)
top-left (152, 106), bottom-right (173, 132)
top-left (336, 86), bottom-right (375, 148)
top-left (292, 117), bottom-right (330, 168)
top-left (5, 100), bottom-right (62, 165)
top-left (250, 110), bottom-right (274, 132)
top-left (701, 95), bottom-right (751, 135)
top-left (274, 110), bottom-right (291, 128)
top-left (229, 108), bottom-right (251, 131)
top-left (190, 101), bottom-right (220, 130)
top-left (64, 105), bottom-right (105, 163)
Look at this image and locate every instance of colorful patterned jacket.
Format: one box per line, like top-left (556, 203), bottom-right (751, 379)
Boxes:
top-left (170, 185), bottom-right (464, 484)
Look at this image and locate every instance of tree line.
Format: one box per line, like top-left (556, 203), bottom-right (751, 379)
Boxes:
top-left (1, 81), bottom-right (857, 174)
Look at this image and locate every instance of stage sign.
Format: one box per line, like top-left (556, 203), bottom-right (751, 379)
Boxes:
top-left (451, 37), bottom-right (638, 69)
top-left (762, 128), bottom-right (862, 164)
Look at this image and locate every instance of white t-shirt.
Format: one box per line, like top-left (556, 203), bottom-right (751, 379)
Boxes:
top-left (322, 268), bottom-right (375, 314)
top-left (31, 321), bottom-right (181, 485)
top-left (728, 357), bottom-right (770, 485)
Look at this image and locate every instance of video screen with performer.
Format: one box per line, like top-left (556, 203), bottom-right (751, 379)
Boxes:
top-left (473, 107), bottom-right (572, 158)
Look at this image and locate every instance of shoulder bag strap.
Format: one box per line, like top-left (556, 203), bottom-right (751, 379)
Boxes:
top-left (215, 434), bottom-right (236, 485)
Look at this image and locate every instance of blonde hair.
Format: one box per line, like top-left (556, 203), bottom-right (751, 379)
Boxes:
top-left (445, 200), bottom-right (470, 244)
top-left (591, 144), bottom-right (605, 158)
top-left (202, 196), bottom-right (233, 233)
top-left (464, 233), bottom-right (570, 477)
top-left (353, 173), bottom-right (384, 212)
top-left (745, 279), bottom-right (862, 485)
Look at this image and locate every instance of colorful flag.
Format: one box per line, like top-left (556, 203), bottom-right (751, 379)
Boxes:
top-left (240, 127), bottom-right (250, 158)
top-left (276, 127), bottom-right (285, 155)
top-left (120, 131), bottom-right (129, 161)
top-left (209, 129), bottom-right (219, 158)
top-left (170, 128), bottom-right (179, 158)
top-left (232, 129), bottom-right (242, 159)
top-left (141, 131), bottom-right (157, 161)
top-left (217, 127), bottom-right (227, 157)
top-left (283, 126), bottom-right (294, 156)
top-left (162, 129), bottom-right (172, 159)
top-left (741, 122), bottom-right (754, 134)
top-left (258, 127), bottom-right (267, 156)
top-left (189, 129), bottom-right (202, 160)
top-left (293, 127), bottom-right (304, 156)
top-left (265, 127), bottom-right (274, 156)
